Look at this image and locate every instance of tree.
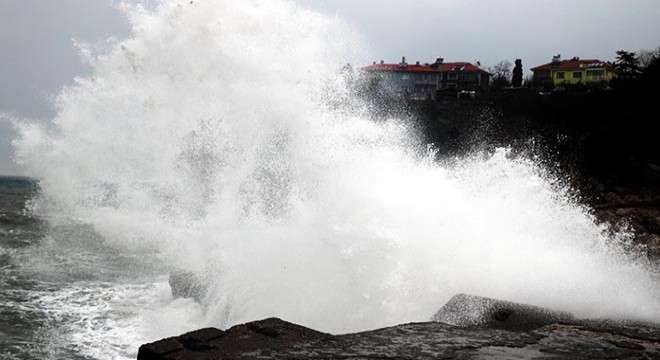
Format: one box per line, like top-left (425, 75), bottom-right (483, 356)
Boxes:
top-left (638, 47), bottom-right (660, 68)
top-left (511, 59), bottom-right (523, 87)
top-left (614, 50), bottom-right (642, 80)
top-left (489, 60), bottom-right (512, 89)
top-left (639, 48), bottom-right (660, 92)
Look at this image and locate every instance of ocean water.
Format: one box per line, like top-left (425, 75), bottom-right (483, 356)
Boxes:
top-left (3, 1), bottom-right (660, 359)
top-left (0, 176), bottom-right (183, 359)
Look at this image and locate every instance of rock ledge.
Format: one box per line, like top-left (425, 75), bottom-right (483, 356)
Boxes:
top-left (138, 294), bottom-right (660, 359)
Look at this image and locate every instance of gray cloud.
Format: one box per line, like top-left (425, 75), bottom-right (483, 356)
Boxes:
top-left (1, 0), bottom-right (660, 175)
top-left (299, 0), bottom-right (660, 70)
top-left (0, 0), bottom-right (129, 175)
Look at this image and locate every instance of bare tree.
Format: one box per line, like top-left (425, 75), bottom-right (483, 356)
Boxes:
top-left (638, 47), bottom-right (660, 68)
top-left (490, 60), bottom-right (512, 89)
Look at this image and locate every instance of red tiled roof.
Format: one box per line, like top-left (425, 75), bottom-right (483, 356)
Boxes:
top-left (438, 62), bottom-right (489, 73)
top-left (363, 61), bottom-right (488, 74)
top-left (530, 59), bottom-right (610, 71)
top-left (362, 63), bottom-right (438, 73)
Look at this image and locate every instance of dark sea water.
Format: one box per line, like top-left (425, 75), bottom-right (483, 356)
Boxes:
top-left (0, 176), bottom-right (174, 360)
top-left (0, 176), bottom-right (49, 359)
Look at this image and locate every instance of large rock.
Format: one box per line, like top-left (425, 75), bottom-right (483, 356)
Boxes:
top-left (137, 295), bottom-right (660, 359)
top-left (432, 293), bottom-right (574, 331)
top-left (137, 318), bottom-right (330, 360)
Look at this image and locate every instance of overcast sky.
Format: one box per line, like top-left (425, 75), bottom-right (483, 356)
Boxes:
top-left (1, 0), bottom-right (660, 176)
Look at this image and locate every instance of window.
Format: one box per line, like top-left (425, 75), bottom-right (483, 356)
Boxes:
top-left (402, 74), bottom-right (410, 80)
top-left (556, 71), bottom-right (565, 79)
top-left (586, 70), bottom-right (605, 79)
top-left (448, 72), bottom-right (458, 80)
top-left (415, 74), bottom-right (431, 83)
top-left (573, 71), bottom-right (582, 79)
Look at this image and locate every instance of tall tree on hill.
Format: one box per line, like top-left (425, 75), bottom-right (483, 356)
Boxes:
top-left (512, 59), bottom-right (523, 87)
top-left (614, 50), bottom-right (642, 80)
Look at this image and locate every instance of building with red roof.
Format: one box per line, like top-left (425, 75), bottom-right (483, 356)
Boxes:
top-left (432, 59), bottom-right (491, 92)
top-left (362, 57), bottom-right (490, 100)
top-left (530, 55), bottom-right (617, 90)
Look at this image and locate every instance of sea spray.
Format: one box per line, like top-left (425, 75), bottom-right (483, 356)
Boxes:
top-left (10, 0), bottom-right (660, 355)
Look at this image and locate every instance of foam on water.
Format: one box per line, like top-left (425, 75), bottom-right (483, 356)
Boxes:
top-left (9, 0), bottom-right (660, 357)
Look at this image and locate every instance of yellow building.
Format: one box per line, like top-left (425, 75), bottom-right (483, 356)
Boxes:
top-left (531, 56), bottom-right (617, 89)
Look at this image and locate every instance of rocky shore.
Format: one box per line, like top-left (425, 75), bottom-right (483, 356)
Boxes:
top-left (138, 294), bottom-right (660, 359)
top-left (591, 186), bottom-right (660, 258)
top-left (408, 88), bottom-right (660, 259)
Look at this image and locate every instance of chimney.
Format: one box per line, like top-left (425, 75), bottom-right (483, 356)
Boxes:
top-left (373, 61), bottom-right (376, 65)
top-left (552, 54), bottom-right (561, 63)
top-left (435, 57), bottom-right (444, 65)
top-left (380, 60), bottom-right (384, 64)
top-left (398, 56), bottom-right (408, 68)
top-left (416, 61), bottom-right (420, 65)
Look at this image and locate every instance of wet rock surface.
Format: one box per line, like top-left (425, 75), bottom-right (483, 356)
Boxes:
top-left (432, 293), bottom-right (575, 332)
top-left (137, 294), bottom-right (660, 359)
top-left (591, 186), bottom-right (660, 259)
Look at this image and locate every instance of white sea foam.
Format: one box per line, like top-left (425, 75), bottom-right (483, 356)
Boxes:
top-left (10, 0), bottom-right (660, 357)
top-left (17, 279), bottom-right (200, 360)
